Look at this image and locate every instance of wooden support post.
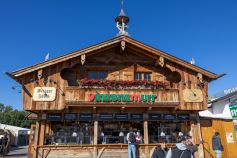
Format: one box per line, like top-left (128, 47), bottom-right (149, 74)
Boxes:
top-left (143, 113), bottom-right (149, 158)
top-left (191, 115), bottom-right (204, 158)
top-left (39, 121), bottom-right (46, 146)
top-left (93, 120), bottom-right (98, 158)
top-left (33, 120), bottom-right (40, 158)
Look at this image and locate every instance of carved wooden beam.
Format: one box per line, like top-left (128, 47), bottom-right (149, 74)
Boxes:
top-left (155, 56), bottom-right (165, 67)
top-left (81, 54), bottom-right (86, 65)
top-left (120, 40), bottom-right (126, 52)
top-left (197, 73), bottom-right (203, 83)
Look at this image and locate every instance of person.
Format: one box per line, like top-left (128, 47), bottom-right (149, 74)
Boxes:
top-left (119, 131), bottom-right (124, 143)
top-left (185, 135), bottom-right (198, 156)
top-left (152, 139), bottom-right (168, 158)
top-left (1, 134), bottom-right (9, 156)
top-left (166, 136), bottom-right (193, 158)
top-left (135, 131), bottom-right (143, 144)
top-left (127, 128), bottom-right (136, 158)
top-left (212, 132), bottom-right (223, 158)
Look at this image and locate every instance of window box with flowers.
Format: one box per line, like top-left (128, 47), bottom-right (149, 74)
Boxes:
top-left (77, 79), bottom-right (169, 90)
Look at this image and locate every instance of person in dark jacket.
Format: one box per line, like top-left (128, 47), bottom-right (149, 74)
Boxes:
top-left (185, 135), bottom-right (198, 156)
top-left (212, 132), bottom-right (223, 158)
top-left (152, 139), bottom-right (168, 158)
top-left (166, 136), bottom-right (192, 158)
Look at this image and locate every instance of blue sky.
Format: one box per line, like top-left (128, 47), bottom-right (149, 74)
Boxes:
top-left (0, 0), bottom-right (237, 110)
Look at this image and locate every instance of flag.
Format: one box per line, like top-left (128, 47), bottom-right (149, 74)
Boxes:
top-left (45, 53), bottom-right (50, 61)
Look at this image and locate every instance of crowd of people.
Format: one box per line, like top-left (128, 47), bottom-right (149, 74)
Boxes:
top-left (126, 128), bottom-right (224, 158)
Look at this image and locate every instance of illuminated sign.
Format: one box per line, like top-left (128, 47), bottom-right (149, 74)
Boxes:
top-left (88, 92), bottom-right (157, 103)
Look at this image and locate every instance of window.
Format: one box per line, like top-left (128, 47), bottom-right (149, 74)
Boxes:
top-left (88, 71), bottom-right (107, 80)
top-left (144, 73), bottom-right (151, 81)
top-left (134, 72), bottom-right (151, 81)
top-left (134, 72), bottom-right (142, 80)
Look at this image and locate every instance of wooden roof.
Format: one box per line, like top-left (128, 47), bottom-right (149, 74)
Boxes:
top-left (10, 35), bottom-right (218, 80)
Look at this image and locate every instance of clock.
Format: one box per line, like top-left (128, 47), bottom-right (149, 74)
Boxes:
top-left (183, 89), bottom-right (203, 102)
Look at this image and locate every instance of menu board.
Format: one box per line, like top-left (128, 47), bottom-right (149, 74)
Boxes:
top-left (47, 113), bottom-right (62, 121)
top-left (99, 113), bottom-right (114, 120)
top-left (130, 113), bottom-right (143, 121)
top-left (149, 114), bottom-right (162, 121)
top-left (78, 113), bottom-right (93, 121)
top-left (177, 114), bottom-right (190, 121)
top-left (64, 113), bottom-right (77, 120)
top-left (114, 113), bottom-right (128, 121)
top-left (163, 114), bottom-right (176, 120)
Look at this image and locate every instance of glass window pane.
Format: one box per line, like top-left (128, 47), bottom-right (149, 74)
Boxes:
top-left (134, 73), bottom-right (142, 80)
top-left (88, 71), bottom-right (97, 79)
top-left (144, 73), bottom-right (151, 81)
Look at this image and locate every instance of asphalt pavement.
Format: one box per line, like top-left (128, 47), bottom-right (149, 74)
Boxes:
top-left (4, 146), bottom-right (27, 158)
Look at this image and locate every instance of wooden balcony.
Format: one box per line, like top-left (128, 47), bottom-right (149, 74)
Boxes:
top-left (65, 87), bottom-right (179, 107)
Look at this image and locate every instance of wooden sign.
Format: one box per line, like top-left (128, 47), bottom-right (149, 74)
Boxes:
top-left (33, 87), bottom-right (56, 101)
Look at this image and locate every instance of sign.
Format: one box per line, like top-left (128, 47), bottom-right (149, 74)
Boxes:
top-left (177, 114), bottom-right (190, 121)
top-left (114, 113), bottom-right (128, 121)
top-left (64, 113), bottom-right (77, 120)
top-left (130, 113), bottom-right (143, 121)
top-left (65, 89), bottom-right (179, 106)
top-left (149, 114), bottom-right (162, 121)
top-left (33, 87), bottom-right (56, 101)
top-left (229, 104), bottom-right (237, 118)
top-left (47, 113), bottom-right (62, 121)
top-left (163, 114), bottom-right (176, 120)
top-left (99, 113), bottom-right (114, 120)
top-left (226, 132), bottom-right (234, 143)
top-left (78, 113), bottom-right (93, 121)
top-left (88, 92), bottom-right (157, 103)
top-left (224, 86), bottom-right (237, 95)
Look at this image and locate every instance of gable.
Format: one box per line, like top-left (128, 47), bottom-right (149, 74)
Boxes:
top-left (9, 35), bottom-right (218, 81)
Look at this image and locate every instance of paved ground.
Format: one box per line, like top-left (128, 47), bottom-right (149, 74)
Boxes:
top-left (4, 146), bottom-right (28, 158)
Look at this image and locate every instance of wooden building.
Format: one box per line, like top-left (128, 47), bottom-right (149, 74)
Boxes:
top-left (200, 90), bottom-right (237, 158)
top-left (7, 7), bottom-right (220, 158)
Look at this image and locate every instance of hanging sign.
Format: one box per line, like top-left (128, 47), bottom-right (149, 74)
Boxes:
top-left (33, 87), bottom-right (56, 101)
top-left (149, 114), bottom-right (162, 121)
top-left (229, 104), bottom-right (237, 118)
top-left (163, 114), bottom-right (176, 120)
top-left (130, 113), bottom-right (143, 120)
top-left (79, 113), bottom-right (93, 121)
top-left (177, 114), bottom-right (190, 120)
top-left (64, 113), bottom-right (77, 120)
top-left (114, 113), bottom-right (128, 121)
top-left (47, 113), bottom-right (62, 121)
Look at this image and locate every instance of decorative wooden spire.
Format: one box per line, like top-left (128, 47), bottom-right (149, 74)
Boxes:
top-left (115, 0), bottom-right (129, 36)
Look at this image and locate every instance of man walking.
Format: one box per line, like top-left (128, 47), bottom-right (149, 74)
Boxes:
top-left (212, 132), bottom-right (223, 158)
top-left (127, 128), bottom-right (136, 158)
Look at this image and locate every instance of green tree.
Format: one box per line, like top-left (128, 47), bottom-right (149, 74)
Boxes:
top-left (0, 103), bottom-right (34, 128)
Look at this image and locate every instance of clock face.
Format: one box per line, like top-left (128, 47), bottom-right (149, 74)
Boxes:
top-left (183, 89), bottom-right (203, 102)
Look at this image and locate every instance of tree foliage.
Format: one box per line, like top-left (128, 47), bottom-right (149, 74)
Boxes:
top-left (0, 103), bottom-right (34, 128)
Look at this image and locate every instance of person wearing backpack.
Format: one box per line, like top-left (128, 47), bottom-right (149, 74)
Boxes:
top-left (127, 128), bottom-right (136, 158)
top-left (152, 139), bottom-right (168, 158)
top-left (166, 136), bottom-right (193, 158)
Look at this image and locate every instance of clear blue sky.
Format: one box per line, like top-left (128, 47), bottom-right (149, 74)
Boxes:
top-left (0, 0), bottom-right (237, 110)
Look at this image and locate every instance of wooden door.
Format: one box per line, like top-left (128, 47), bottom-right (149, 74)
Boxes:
top-left (28, 124), bottom-right (36, 158)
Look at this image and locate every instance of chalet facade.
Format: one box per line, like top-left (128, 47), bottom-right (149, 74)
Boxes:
top-left (7, 5), bottom-right (220, 158)
top-left (7, 35), bottom-right (219, 158)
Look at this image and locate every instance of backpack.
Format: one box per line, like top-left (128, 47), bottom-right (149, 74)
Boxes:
top-left (128, 132), bottom-right (136, 144)
top-left (171, 147), bottom-right (192, 158)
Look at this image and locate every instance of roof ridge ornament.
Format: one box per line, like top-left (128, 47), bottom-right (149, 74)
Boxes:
top-left (115, 0), bottom-right (130, 36)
